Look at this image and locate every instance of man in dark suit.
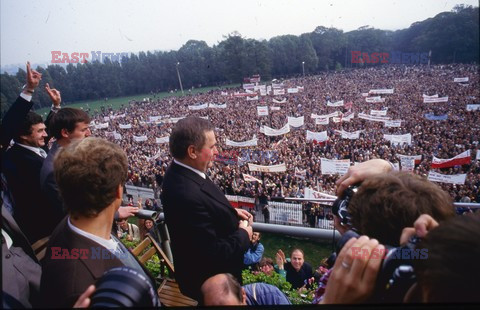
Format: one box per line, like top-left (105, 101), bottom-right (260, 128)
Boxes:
top-left (40, 137), bottom-right (157, 307)
top-left (161, 117), bottom-right (253, 303)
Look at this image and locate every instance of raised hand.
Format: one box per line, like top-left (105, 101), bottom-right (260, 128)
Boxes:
top-left (24, 61), bottom-right (42, 93)
top-left (45, 83), bottom-right (61, 107)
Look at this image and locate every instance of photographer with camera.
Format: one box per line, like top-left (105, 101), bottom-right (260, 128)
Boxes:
top-left (314, 160), bottom-right (455, 304)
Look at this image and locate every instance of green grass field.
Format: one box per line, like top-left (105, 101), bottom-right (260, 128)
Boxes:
top-left (33, 83), bottom-right (240, 117)
top-left (260, 232), bottom-right (335, 268)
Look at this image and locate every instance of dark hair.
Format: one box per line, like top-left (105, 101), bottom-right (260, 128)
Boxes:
top-left (348, 172), bottom-right (455, 246)
top-left (169, 117), bottom-right (214, 159)
top-left (258, 257), bottom-right (274, 267)
top-left (223, 273), bottom-right (244, 303)
top-left (414, 215), bottom-right (480, 303)
top-left (14, 112), bottom-right (43, 142)
top-left (54, 137), bottom-right (128, 217)
top-left (49, 108), bottom-right (91, 139)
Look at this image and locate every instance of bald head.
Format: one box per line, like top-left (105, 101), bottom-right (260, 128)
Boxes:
top-left (201, 273), bottom-right (245, 306)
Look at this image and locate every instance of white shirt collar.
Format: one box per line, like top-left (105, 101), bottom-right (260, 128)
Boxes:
top-left (173, 159), bottom-right (206, 179)
top-left (16, 142), bottom-right (47, 158)
top-left (67, 216), bottom-right (118, 252)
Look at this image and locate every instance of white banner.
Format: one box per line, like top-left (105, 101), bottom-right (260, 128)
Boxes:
top-left (246, 95), bottom-right (259, 101)
top-left (287, 88), bottom-right (299, 94)
top-left (287, 116), bottom-right (305, 128)
top-left (477, 150), bottom-right (480, 160)
top-left (273, 89), bottom-right (285, 96)
top-left (113, 132), bottom-right (122, 140)
top-left (397, 154), bottom-right (422, 164)
top-left (366, 96), bottom-right (386, 103)
top-left (306, 130), bottom-right (328, 142)
top-left (428, 171), bottom-right (466, 185)
top-left (133, 135), bottom-right (148, 142)
top-left (423, 96), bottom-right (448, 103)
top-left (343, 111), bottom-right (354, 121)
top-left (95, 122), bottom-right (109, 129)
top-left (315, 117), bottom-right (329, 125)
top-left (422, 94), bottom-right (438, 99)
top-left (384, 133), bottom-right (412, 145)
top-left (226, 137), bottom-right (258, 147)
top-left (370, 109), bottom-right (388, 116)
top-left (169, 117), bottom-right (185, 123)
top-left (149, 116), bottom-right (163, 122)
top-left (155, 136), bottom-right (169, 144)
top-left (454, 77), bottom-right (469, 83)
top-left (260, 88), bottom-right (268, 96)
top-left (248, 163), bottom-right (287, 173)
top-left (294, 167), bottom-right (306, 179)
top-left (321, 158), bottom-right (350, 175)
top-left (188, 103), bottom-right (208, 110)
top-left (111, 113), bottom-right (126, 119)
top-left (119, 124), bottom-right (132, 129)
top-left (263, 124), bottom-right (290, 136)
top-left (268, 202), bottom-right (302, 225)
top-left (369, 89), bottom-right (394, 94)
top-left (221, 91), bottom-right (228, 96)
top-left (272, 98), bottom-right (287, 104)
top-left (271, 106), bottom-right (281, 111)
top-left (400, 157), bottom-right (415, 171)
top-left (104, 116), bottom-right (111, 121)
top-left (361, 93), bottom-right (369, 97)
top-left (257, 106), bottom-right (269, 116)
top-left (209, 103), bottom-right (227, 109)
top-left (243, 83), bottom-right (255, 90)
top-left (385, 120), bottom-right (402, 127)
top-left (254, 85), bottom-right (266, 92)
top-left (304, 188), bottom-right (336, 200)
top-left (335, 130), bottom-right (362, 140)
top-left (272, 83), bottom-right (283, 89)
top-left (466, 104), bottom-right (480, 111)
top-left (311, 111), bottom-right (339, 119)
top-left (327, 100), bottom-right (344, 107)
top-left (358, 113), bottom-right (391, 122)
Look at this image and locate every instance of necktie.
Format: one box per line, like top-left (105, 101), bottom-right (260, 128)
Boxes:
top-left (39, 149), bottom-right (47, 158)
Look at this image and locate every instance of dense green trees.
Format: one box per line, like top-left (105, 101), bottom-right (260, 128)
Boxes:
top-left (1, 6), bottom-right (478, 111)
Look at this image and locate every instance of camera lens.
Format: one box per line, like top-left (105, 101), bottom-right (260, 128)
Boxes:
top-left (91, 266), bottom-right (159, 307)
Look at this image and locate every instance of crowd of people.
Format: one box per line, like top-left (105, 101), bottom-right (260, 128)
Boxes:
top-left (89, 64), bottom-right (479, 204)
top-left (1, 61), bottom-right (479, 307)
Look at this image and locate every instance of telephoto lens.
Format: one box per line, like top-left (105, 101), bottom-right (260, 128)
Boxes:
top-left (135, 209), bottom-right (158, 220)
top-left (91, 266), bottom-right (159, 307)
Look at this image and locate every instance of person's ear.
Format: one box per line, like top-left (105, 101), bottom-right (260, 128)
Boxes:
top-left (187, 145), bottom-right (197, 159)
top-left (61, 128), bottom-right (70, 139)
top-left (116, 184), bottom-right (123, 199)
top-left (241, 288), bottom-right (247, 305)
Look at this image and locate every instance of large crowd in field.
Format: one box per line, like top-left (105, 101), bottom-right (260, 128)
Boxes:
top-left (90, 64), bottom-right (480, 204)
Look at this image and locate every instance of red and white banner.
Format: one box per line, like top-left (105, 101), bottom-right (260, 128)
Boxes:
top-left (454, 77), bottom-right (469, 83)
top-left (431, 150), bottom-right (471, 168)
top-left (423, 96), bottom-right (448, 103)
top-left (304, 187), bottom-right (336, 200)
top-left (257, 106), bottom-right (269, 116)
top-left (155, 136), bottom-right (169, 144)
top-left (384, 134), bottom-right (412, 146)
top-left (427, 172), bottom-right (466, 185)
top-left (306, 130), bottom-right (328, 142)
top-left (321, 158), bottom-right (350, 175)
top-left (262, 124), bottom-right (290, 136)
top-left (369, 89), bottom-right (394, 94)
top-left (225, 195), bottom-right (256, 208)
top-left (226, 136), bottom-right (258, 147)
top-left (273, 89), bottom-right (285, 96)
top-left (242, 173), bottom-right (262, 184)
top-left (248, 163), bottom-right (287, 173)
top-left (287, 116), bottom-right (305, 128)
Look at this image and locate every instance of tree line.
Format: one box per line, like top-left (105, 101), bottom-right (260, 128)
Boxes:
top-left (1, 5), bottom-right (478, 111)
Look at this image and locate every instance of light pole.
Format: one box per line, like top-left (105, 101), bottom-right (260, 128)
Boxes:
top-left (302, 61), bottom-right (305, 77)
top-left (176, 62), bottom-right (184, 95)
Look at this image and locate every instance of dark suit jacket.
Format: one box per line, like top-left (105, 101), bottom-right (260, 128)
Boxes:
top-left (40, 217), bottom-right (125, 307)
top-left (161, 162), bottom-right (250, 301)
top-left (40, 141), bottom-right (65, 218)
top-left (2, 143), bottom-right (61, 244)
top-left (2, 205), bottom-right (42, 308)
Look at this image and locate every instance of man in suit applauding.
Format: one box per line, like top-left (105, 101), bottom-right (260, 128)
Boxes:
top-left (161, 117), bottom-right (253, 303)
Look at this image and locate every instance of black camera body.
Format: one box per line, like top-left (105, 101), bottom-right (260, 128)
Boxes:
top-left (331, 185), bottom-right (358, 226)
